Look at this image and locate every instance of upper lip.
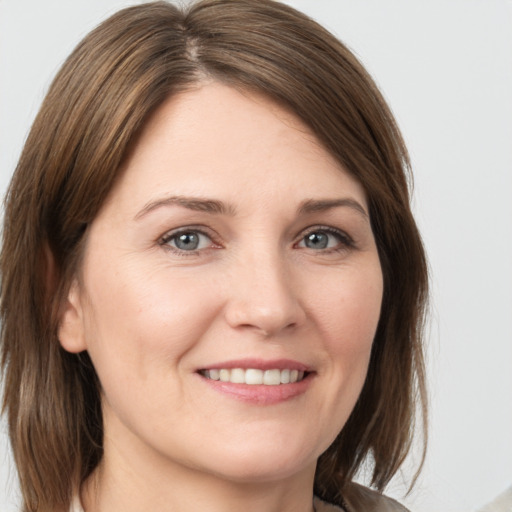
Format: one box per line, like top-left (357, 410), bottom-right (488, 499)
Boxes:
top-left (198, 358), bottom-right (311, 372)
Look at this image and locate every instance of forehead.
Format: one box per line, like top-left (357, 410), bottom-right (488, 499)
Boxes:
top-left (103, 81), bottom-right (367, 215)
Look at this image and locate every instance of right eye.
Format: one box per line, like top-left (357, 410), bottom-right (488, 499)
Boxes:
top-left (160, 229), bottom-right (214, 253)
top-left (296, 226), bottom-right (354, 253)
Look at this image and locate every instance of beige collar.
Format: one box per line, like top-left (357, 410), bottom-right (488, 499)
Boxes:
top-left (71, 496), bottom-right (342, 512)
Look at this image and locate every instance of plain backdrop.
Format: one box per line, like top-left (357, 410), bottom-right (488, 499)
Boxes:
top-left (1, 1), bottom-right (511, 511)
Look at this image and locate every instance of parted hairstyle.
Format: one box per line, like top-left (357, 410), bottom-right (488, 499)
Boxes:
top-left (0, 1), bottom-right (428, 511)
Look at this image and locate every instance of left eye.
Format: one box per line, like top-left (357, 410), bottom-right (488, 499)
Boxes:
top-left (298, 229), bottom-right (349, 250)
top-left (162, 230), bottom-right (212, 251)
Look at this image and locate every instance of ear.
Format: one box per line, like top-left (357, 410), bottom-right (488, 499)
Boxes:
top-left (58, 279), bottom-right (88, 353)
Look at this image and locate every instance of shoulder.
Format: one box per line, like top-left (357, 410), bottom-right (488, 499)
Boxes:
top-left (315, 483), bottom-right (410, 512)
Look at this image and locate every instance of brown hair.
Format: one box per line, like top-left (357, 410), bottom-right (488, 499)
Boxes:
top-left (1, 1), bottom-right (428, 510)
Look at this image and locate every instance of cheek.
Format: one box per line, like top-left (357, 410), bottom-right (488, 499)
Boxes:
top-left (294, 263), bottom-right (382, 454)
top-left (310, 263), bottom-right (382, 411)
top-left (314, 264), bottom-right (383, 350)
top-left (80, 261), bottom-right (223, 383)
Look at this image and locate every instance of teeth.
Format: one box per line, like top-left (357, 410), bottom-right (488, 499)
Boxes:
top-left (209, 369), bottom-right (220, 380)
top-left (263, 369), bottom-right (281, 385)
top-left (202, 368), bottom-right (307, 385)
top-left (230, 368), bottom-right (245, 384)
top-left (246, 368), bottom-right (263, 385)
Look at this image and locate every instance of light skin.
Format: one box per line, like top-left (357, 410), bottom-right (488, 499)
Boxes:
top-left (59, 82), bottom-right (383, 512)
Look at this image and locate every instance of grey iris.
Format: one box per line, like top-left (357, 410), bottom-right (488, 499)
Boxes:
top-left (305, 232), bottom-right (328, 249)
top-left (175, 232), bottom-right (200, 250)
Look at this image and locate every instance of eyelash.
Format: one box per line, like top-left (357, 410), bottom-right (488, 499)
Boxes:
top-left (296, 226), bottom-right (355, 253)
top-left (159, 225), bottom-right (355, 256)
top-left (159, 226), bottom-right (219, 256)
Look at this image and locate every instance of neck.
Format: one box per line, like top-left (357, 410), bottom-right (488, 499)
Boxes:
top-left (81, 431), bottom-right (317, 512)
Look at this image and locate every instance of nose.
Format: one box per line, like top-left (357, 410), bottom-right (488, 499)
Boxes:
top-left (223, 250), bottom-right (306, 338)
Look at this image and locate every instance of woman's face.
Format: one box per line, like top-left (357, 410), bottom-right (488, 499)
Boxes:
top-left (59, 82), bottom-right (383, 484)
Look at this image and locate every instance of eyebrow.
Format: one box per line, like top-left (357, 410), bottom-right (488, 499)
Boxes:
top-left (298, 198), bottom-right (369, 219)
top-left (134, 195), bottom-right (237, 220)
top-left (134, 195), bottom-right (368, 221)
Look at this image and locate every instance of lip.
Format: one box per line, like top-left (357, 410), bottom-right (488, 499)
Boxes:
top-left (198, 358), bottom-right (311, 372)
top-left (196, 358), bottom-right (314, 405)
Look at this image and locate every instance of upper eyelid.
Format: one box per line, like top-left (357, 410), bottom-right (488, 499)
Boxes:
top-left (297, 225), bottom-right (353, 242)
top-left (159, 225), bottom-right (216, 242)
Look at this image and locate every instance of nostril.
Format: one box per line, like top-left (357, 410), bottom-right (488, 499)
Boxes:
top-left (237, 320), bottom-right (297, 338)
top-left (223, 276), bottom-right (306, 336)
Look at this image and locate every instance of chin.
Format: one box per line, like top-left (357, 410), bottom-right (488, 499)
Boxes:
top-left (204, 456), bottom-right (315, 485)
top-left (188, 435), bottom-right (320, 484)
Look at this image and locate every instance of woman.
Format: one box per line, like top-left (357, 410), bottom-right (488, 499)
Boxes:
top-left (0, 1), bottom-right (428, 511)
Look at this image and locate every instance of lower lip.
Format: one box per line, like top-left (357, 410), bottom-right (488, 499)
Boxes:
top-left (199, 373), bottom-right (314, 405)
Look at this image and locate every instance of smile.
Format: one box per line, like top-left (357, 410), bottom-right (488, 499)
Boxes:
top-left (200, 368), bottom-right (306, 385)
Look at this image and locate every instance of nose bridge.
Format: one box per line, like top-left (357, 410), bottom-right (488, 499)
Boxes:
top-left (224, 239), bottom-right (304, 336)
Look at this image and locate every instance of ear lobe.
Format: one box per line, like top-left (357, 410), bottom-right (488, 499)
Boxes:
top-left (58, 280), bottom-right (88, 353)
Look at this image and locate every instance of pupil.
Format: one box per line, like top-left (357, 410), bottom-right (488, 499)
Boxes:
top-left (176, 233), bottom-right (199, 250)
top-left (306, 232), bottom-right (328, 249)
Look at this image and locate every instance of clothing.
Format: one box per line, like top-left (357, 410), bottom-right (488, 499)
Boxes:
top-left (477, 485), bottom-right (512, 512)
top-left (70, 495), bottom-right (83, 512)
top-left (71, 485), bottom-right (409, 512)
